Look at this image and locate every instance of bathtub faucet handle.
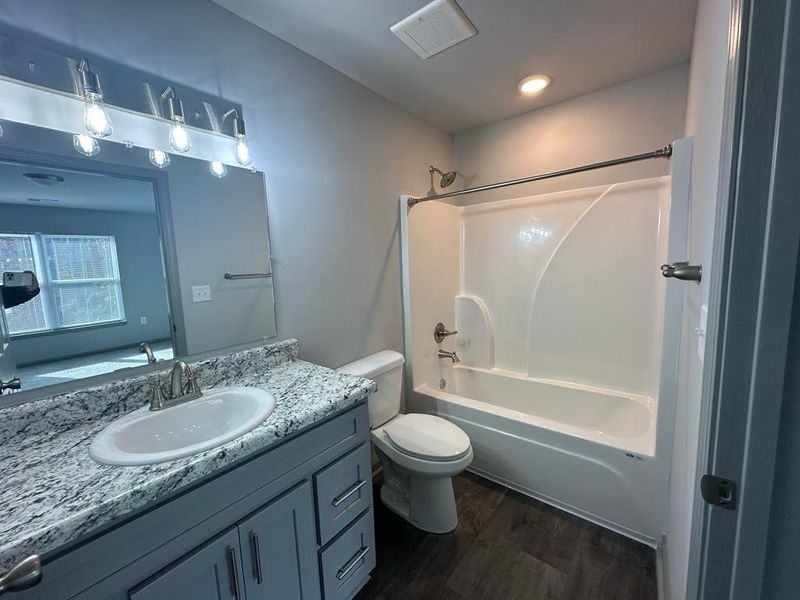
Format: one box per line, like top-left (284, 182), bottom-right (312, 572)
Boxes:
top-left (434, 322), bottom-right (458, 344)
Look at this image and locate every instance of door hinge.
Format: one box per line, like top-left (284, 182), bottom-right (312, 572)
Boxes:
top-left (701, 474), bottom-right (737, 510)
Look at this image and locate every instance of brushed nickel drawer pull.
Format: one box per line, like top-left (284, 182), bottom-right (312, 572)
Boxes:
top-left (0, 555), bottom-right (41, 594)
top-left (336, 546), bottom-right (370, 581)
top-left (227, 547), bottom-right (240, 599)
top-left (332, 480), bottom-right (367, 507)
top-left (250, 532), bottom-right (263, 584)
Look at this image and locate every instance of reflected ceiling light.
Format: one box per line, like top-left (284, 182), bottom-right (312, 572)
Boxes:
top-left (73, 133), bottom-right (100, 156)
top-left (209, 161), bottom-right (227, 178)
top-left (518, 74), bottom-right (551, 95)
top-left (0, 120), bottom-right (3, 139)
top-left (223, 109), bottom-right (252, 167)
top-left (78, 59), bottom-right (113, 137)
top-left (161, 87), bottom-right (192, 153)
top-left (149, 148), bottom-right (171, 169)
top-left (23, 173), bottom-right (65, 187)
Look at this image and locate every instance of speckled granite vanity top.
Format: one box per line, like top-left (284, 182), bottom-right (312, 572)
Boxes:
top-left (0, 339), bottom-right (376, 572)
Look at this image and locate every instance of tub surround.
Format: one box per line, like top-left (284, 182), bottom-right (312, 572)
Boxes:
top-left (0, 338), bottom-right (376, 574)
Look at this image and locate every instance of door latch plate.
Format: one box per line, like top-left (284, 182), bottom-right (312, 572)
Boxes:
top-left (701, 474), bottom-right (737, 510)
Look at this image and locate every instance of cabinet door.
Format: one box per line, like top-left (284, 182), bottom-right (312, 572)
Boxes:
top-left (238, 481), bottom-right (321, 600)
top-left (130, 528), bottom-right (243, 600)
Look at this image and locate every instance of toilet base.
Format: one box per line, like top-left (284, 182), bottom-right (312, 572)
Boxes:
top-left (378, 450), bottom-right (460, 534)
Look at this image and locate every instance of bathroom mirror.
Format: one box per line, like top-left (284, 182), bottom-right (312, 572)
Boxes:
top-left (0, 121), bottom-right (276, 394)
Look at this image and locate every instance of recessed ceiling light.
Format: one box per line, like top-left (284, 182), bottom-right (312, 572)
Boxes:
top-left (518, 74), bottom-right (551, 95)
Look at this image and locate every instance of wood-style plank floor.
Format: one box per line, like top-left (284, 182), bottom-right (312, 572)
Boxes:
top-left (357, 472), bottom-right (657, 600)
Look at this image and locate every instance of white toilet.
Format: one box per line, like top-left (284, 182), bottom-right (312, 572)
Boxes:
top-left (338, 350), bottom-right (473, 533)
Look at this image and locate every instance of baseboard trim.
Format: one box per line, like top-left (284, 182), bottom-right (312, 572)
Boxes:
top-left (656, 533), bottom-right (669, 600)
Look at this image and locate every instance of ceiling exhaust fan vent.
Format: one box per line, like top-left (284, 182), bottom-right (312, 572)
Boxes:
top-left (390, 0), bottom-right (477, 60)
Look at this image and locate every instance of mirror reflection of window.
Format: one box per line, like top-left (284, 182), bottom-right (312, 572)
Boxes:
top-left (1, 234), bottom-right (125, 334)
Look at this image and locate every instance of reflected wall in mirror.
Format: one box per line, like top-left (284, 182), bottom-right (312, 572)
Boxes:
top-left (0, 122), bottom-right (276, 397)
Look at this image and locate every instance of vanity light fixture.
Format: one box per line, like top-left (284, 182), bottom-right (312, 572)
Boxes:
top-left (73, 133), bottom-right (100, 156)
top-left (518, 73), bottom-right (551, 95)
top-left (161, 87), bottom-right (192, 153)
top-left (78, 59), bottom-right (113, 137)
top-left (209, 161), bottom-right (227, 178)
top-left (149, 149), bottom-right (171, 169)
top-left (223, 109), bottom-right (252, 167)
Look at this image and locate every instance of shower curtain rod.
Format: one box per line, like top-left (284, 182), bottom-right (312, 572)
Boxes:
top-left (407, 144), bottom-right (673, 208)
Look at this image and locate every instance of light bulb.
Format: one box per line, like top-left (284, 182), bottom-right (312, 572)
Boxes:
top-left (235, 136), bottom-right (252, 166)
top-left (73, 133), bottom-right (100, 156)
top-left (149, 149), bottom-right (171, 169)
top-left (518, 74), bottom-right (551, 95)
top-left (169, 122), bottom-right (191, 153)
top-left (83, 94), bottom-right (113, 137)
top-left (210, 161), bottom-right (227, 178)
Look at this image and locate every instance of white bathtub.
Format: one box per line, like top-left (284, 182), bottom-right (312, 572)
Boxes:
top-left (412, 365), bottom-right (666, 544)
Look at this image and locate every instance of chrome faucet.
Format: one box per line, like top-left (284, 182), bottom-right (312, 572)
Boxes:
top-left (438, 349), bottom-right (460, 363)
top-left (148, 360), bottom-right (202, 411)
top-left (138, 342), bottom-right (157, 364)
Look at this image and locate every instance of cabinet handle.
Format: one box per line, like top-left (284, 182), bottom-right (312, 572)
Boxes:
top-left (0, 555), bottom-right (41, 594)
top-left (332, 480), bottom-right (367, 507)
top-left (336, 546), bottom-right (370, 581)
top-left (250, 532), bottom-right (263, 584)
top-left (227, 547), bottom-right (240, 599)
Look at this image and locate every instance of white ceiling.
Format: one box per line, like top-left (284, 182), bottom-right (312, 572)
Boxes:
top-left (0, 161), bottom-right (156, 214)
top-left (212, 0), bottom-right (697, 133)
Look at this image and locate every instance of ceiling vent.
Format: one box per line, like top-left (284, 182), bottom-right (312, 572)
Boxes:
top-left (390, 0), bottom-right (477, 60)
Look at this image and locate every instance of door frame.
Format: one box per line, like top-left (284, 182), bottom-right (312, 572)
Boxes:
top-left (693, 0), bottom-right (800, 597)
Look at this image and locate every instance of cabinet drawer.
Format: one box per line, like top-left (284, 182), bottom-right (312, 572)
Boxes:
top-left (314, 443), bottom-right (373, 545)
top-left (319, 509), bottom-right (375, 600)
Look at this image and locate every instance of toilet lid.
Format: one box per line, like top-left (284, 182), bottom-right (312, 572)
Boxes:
top-left (384, 414), bottom-right (471, 461)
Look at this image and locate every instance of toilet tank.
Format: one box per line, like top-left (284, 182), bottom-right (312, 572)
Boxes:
top-left (337, 350), bottom-right (405, 428)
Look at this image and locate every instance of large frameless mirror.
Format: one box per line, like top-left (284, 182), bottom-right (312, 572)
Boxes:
top-left (0, 121), bottom-right (276, 396)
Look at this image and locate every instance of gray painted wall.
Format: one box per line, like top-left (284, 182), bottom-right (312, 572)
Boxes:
top-left (165, 157), bottom-right (275, 356)
top-left (0, 204), bottom-right (171, 365)
top-left (453, 64), bottom-right (689, 203)
top-left (0, 0), bottom-right (452, 369)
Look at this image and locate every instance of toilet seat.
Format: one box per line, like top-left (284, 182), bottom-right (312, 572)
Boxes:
top-left (384, 413), bottom-right (471, 462)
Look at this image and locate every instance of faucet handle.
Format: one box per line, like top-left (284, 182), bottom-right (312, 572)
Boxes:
top-left (148, 377), bottom-right (166, 411)
top-left (186, 370), bottom-right (202, 397)
top-left (433, 322), bottom-right (458, 343)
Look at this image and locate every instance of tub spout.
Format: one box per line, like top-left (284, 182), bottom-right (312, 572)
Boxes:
top-left (438, 349), bottom-right (460, 363)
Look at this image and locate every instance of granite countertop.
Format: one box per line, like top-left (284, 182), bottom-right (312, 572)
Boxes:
top-left (0, 339), bottom-right (376, 573)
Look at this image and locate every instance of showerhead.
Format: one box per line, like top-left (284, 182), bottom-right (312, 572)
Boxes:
top-left (430, 165), bottom-right (457, 188)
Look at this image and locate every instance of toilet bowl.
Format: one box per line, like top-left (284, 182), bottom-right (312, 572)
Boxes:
top-left (337, 350), bottom-right (473, 533)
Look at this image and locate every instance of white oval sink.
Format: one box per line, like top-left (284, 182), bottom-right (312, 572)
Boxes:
top-left (90, 386), bottom-right (275, 466)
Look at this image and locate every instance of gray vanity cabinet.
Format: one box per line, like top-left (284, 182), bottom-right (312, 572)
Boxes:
top-left (237, 482), bottom-right (320, 600)
top-left (130, 528), bottom-right (243, 600)
top-left (11, 403), bottom-right (375, 600)
top-left (131, 482), bottom-right (320, 600)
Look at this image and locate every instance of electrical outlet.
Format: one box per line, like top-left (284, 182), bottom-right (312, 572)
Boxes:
top-left (140, 316), bottom-right (148, 325)
top-left (192, 285), bottom-right (211, 303)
